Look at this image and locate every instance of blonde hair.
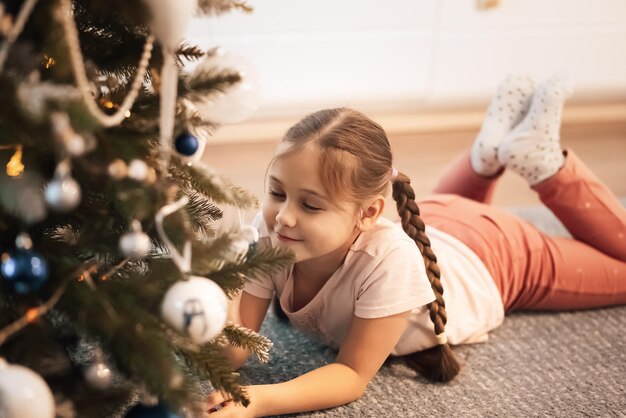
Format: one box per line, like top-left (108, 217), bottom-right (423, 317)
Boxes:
top-left (274, 108), bottom-right (460, 382)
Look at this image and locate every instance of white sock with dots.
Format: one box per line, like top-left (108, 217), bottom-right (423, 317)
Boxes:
top-left (497, 73), bottom-right (573, 186)
top-left (470, 74), bottom-right (536, 177)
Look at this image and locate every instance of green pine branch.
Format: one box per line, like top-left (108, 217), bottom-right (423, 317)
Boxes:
top-left (220, 323), bottom-right (272, 363)
top-left (170, 156), bottom-right (259, 209)
top-left (182, 342), bottom-right (250, 406)
top-left (204, 246), bottom-right (293, 294)
top-left (184, 68), bottom-right (242, 101)
top-left (181, 190), bottom-right (223, 238)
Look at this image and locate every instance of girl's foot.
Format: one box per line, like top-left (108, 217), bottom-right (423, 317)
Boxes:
top-left (470, 74), bottom-right (535, 177)
top-left (497, 72), bottom-right (574, 185)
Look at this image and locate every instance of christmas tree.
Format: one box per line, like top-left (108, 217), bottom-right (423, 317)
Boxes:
top-left (0, 0), bottom-right (291, 417)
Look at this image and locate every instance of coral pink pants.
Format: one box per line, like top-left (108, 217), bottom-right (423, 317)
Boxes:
top-left (418, 150), bottom-right (626, 312)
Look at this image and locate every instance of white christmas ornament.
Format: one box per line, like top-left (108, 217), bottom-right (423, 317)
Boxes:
top-left (187, 48), bottom-right (261, 124)
top-left (143, 0), bottom-right (197, 50)
top-left (224, 236), bottom-right (252, 264)
top-left (0, 358), bottom-right (55, 418)
top-left (107, 159), bottom-right (128, 180)
top-left (161, 276), bottom-right (228, 343)
top-left (127, 159), bottom-right (149, 181)
top-left (119, 220), bottom-right (151, 259)
top-left (65, 133), bottom-right (86, 157)
top-left (85, 362), bottom-right (112, 390)
top-left (44, 174), bottom-right (81, 212)
top-left (240, 225), bottom-right (259, 244)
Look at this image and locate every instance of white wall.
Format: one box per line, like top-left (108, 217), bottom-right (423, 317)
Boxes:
top-left (185, 0), bottom-right (626, 118)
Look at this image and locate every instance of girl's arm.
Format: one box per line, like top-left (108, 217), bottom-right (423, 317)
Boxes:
top-left (208, 310), bottom-right (411, 417)
top-left (222, 291), bottom-right (271, 370)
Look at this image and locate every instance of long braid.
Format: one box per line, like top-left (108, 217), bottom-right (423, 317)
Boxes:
top-left (392, 171), bottom-right (460, 382)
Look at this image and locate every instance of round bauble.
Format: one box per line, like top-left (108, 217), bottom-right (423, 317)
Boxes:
top-left (174, 132), bottom-right (199, 156)
top-left (119, 231), bottom-right (151, 259)
top-left (108, 159), bottom-right (128, 180)
top-left (1, 249), bottom-right (49, 294)
top-left (224, 236), bottom-right (251, 264)
top-left (44, 176), bottom-right (81, 212)
top-left (240, 225), bottom-right (259, 244)
top-left (85, 361), bottom-right (112, 390)
top-left (0, 359), bottom-right (55, 418)
top-left (0, 172), bottom-right (47, 224)
top-left (127, 159), bottom-right (149, 182)
top-left (161, 276), bottom-right (228, 343)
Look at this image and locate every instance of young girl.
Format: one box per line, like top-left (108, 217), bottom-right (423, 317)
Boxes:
top-left (206, 73), bottom-right (626, 417)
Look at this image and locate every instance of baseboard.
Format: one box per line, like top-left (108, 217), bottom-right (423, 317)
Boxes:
top-left (208, 101), bottom-right (626, 144)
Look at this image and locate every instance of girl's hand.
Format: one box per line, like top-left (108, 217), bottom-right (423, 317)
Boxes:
top-left (206, 390), bottom-right (257, 417)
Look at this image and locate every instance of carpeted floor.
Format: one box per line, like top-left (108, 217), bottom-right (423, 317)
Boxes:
top-left (239, 203), bottom-right (626, 418)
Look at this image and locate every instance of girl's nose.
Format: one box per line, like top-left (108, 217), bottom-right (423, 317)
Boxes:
top-left (276, 203), bottom-right (296, 227)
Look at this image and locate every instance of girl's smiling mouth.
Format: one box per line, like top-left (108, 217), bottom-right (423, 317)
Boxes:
top-left (276, 232), bottom-right (302, 242)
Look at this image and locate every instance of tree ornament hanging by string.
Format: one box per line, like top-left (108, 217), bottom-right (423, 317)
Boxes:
top-left (0, 358), bottom-right (55, 418)
top-left (84, 348), bottom-right (112, 390)
top-left (119, 220), bottom-right (152, 259)
top-left (107, 159), bottom-right (128, 180)
top-left (161, 275), bottom-right (228, 344)
top-left (240, 224), bottom-right (260, 256)
top-left (127, 159), bottom-right (149, 182)
top-left (44, 160), bottom-right (81, 212)
top-left (84, 361), bottom-right (112, 390)
top-left (1, 233), bottom-right (49, 295)
top-left (155, 197), bottom-right (228, 343)
top-left (186, 48), bottom-right (261, 124)
top-left (223, 234), bottom-right (251, 264)
top-left (142, 0), bottom-right (198, 175)
top-left (0, 170), bottom-right (47, 224)
top-left (174, 127), bottom-right (209, 165)
top-left (227, 209), bottom-right (259, 261)
top-left (174, 132), bottom-right (199, 157)
top-left (50, 112), bottom-right (92, 157)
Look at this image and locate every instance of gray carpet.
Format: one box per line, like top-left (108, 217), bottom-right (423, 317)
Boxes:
top-left (239, 203), bottom-right (626, 418)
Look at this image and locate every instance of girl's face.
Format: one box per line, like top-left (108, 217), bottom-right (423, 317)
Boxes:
top-left (262, 144), bottom-right (361, 265)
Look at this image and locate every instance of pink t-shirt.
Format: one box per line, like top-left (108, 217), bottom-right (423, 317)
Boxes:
top-left (244, 215), bottom-right (504, 355)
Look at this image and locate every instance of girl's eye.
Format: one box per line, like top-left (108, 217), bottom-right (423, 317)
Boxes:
top-left (269, 189), bottom-right (285, 199)
top-left (302, 202), bottom-right (321, 212)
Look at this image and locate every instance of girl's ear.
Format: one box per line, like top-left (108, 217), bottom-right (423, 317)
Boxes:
top-left (357, 195), bottom-right (385, 231)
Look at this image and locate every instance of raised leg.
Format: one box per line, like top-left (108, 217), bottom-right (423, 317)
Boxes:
top-left (433, 74), bottom-right (535, 203)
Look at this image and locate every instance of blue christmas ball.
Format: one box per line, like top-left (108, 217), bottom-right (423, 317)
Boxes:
top-left (174, 133), bottom-right (199, 156)
top-left (1, 249), bottom-right (49, 294)
top-left (124, 403), bottom-right (181, 418)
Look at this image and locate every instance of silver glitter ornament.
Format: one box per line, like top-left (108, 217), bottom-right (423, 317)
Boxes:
top-left (44, 162), bottom-right (81, 212)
